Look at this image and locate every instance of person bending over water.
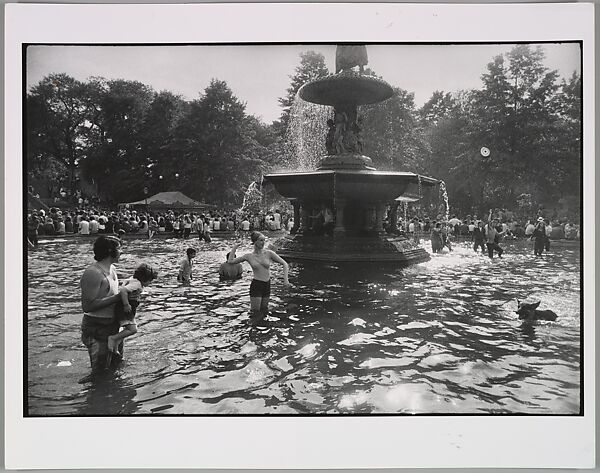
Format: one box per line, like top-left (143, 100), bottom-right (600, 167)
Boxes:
top-left (80, 235), bottom-right (123, 375)
top-left (219, 251), bottom-right (244, 281)
top-left (107, 263), bottom-right (158, 361)
top-left (228, 231), bottom-right (290, 323)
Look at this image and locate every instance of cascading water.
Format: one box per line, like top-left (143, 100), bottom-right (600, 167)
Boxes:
top-left (239, 181), bottom-right (263, 215)
top-left (282, 95), bottom-right (330, 171)
top-left (439, 180), bottom-right (449, 221)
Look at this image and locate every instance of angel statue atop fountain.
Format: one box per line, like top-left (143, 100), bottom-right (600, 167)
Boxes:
top-left (335, 45), bottom-right (368, 74)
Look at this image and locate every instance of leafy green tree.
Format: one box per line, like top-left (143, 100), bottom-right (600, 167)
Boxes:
top-left (138, 91), bottom-right (189, 194)
top-left (26, 73), bottom-right (94, 195)
top-left (360, 87), bottom-right (428, 172)
top-left (418, 90), bottom-right (456, 126)
top-left (169, 79), bottom-right (271, 205)
top-left (80, 79), bottom-right (155, 202)
top-left (550, 72), bottom-right (581, 210)
top-left (468, 45), bottom-right (563, 207)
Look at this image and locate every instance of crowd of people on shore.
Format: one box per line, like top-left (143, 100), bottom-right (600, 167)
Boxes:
top-left (26, 206), bottom-right (294, 246)
top-left (394, 208), bottom-right (580, 259)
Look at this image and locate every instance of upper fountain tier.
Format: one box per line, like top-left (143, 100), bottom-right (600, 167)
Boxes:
top-left (298, 72), bottom-right (394, 107)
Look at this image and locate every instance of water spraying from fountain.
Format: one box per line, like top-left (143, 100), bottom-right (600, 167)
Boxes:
top-left (282, 95), bottom-right (330, 171)
top-left (239, 181), bottom-right (263, 216)
top-left (439, 180), bottom-right (449, 221)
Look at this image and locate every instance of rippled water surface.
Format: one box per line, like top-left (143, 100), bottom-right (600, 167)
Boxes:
top-left (27, 235), bottom-right (581, 415)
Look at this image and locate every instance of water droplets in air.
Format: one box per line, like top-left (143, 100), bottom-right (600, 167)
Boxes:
top-left (439, 180), bottom-right (449, 221)
top-left (239, 180), bottom-right (263, 215)
top-left (281, 95), bottom-right (331, 171)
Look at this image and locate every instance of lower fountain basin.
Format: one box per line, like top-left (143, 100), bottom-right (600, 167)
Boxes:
top-left (272, 234), bottom-right (431, 264)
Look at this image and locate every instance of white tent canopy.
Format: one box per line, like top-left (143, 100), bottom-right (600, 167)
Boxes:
top-left (119, 191), bottom-right (213, 210)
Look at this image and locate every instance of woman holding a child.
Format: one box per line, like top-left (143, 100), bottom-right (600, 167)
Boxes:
top-left (80, 235), bottom-right (124, 375)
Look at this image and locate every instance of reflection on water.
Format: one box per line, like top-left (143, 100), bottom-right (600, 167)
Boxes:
top-left (27, 236), bottom-right (581, 415)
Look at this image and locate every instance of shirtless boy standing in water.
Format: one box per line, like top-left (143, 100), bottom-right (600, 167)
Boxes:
top-left (80, 235), bottom-right (123, 376)
top-left (228, 231), bottom-right (290, 323)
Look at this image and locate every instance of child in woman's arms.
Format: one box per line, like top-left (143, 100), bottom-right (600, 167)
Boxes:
top-left (107, 263), bottom-right (158, 355)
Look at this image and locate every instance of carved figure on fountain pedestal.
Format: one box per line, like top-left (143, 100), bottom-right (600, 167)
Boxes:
top-left (343, 118), bottom-right (363, 154)
top-left (325, 119), bottom-right (336, 155)
top-left (333, 111), bottom-right (348, 154)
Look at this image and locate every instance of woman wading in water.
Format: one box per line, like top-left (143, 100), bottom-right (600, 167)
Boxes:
top-left (228, 231), bottom-right (290, 323)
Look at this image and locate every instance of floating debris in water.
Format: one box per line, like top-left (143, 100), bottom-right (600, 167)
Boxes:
top-left (56, 361), bottom-right (72, 367)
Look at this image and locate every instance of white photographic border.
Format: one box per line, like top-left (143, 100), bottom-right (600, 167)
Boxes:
top-left (5, 3), bottom-right (595, 469)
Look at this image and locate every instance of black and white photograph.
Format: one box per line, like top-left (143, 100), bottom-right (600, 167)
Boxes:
top-left (5, 2), bottom-right (595, 469)
top-left (24, 40), bottom-right (583, 416)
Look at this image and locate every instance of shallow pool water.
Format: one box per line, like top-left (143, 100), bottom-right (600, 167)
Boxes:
top-left (27, 235), bottom-right (581, 415)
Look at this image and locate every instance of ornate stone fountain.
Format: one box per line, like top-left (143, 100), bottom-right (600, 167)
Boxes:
top-left (265, 45), bottom-right (438, 264)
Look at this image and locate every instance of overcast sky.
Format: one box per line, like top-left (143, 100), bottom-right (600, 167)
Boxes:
top-left (26, 43), bottom-right (580, 124)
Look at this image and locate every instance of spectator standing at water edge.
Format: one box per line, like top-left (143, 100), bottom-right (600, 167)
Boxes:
top-left (228, 231), bottom-right (290, 324)
top-left (183, 215), bottom-right (192, 238)
top-left (531, 217), bottom-right (546, 256)
top-left (525, 220), bottom-right (535, 237)
top-left (430, 222), bottom-right (444, 253)
top-left (544, 219), bottom-right (552, 252)
top-left (80, 235), bottom-right (123, 375)
top-left (273, 209), bottom-right (282, 231)
top-left (177, 248), bottom-right (196, 285)
top-left (472, 220), bottom-right (486, 254)
top-left (485, 209), bottom-right (504, 259)
top-left (27, 214), bottom-right (40, 247)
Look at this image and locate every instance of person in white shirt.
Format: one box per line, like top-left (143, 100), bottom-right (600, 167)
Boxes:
top-left (97, 215), bottom-right (106, 233)
top-left (89, 217), bottom-right (99, 234)
top-left (544, 219), bottom-right (552, 252)
top-left (241, 218), bottom-right (251, 231)
top-left (79, 217), bottom-right (90, 235)
top-left (202, 220), bottom-right (212, 242)
top-left (56, 220), bottom-right (66, 235)
top-left (525, 220), bottom-right (535, 236)
top-left (273, 210), bottom-right (282, 230)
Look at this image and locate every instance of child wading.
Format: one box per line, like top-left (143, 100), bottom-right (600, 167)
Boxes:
top-left (107, 263), bottom-right (158, 363)
top-left (177, 248), bottom-right (196, 285)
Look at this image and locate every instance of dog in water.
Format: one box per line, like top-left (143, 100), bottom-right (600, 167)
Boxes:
top-left (515, 299), bottom-right (558, 322)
